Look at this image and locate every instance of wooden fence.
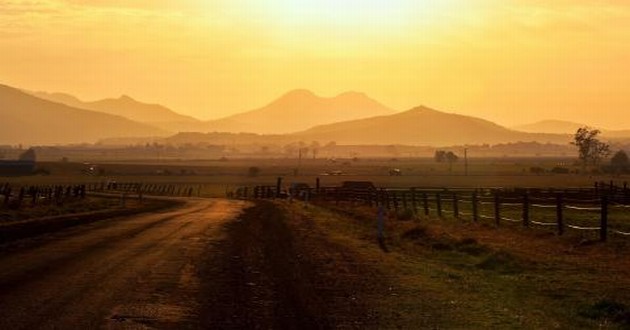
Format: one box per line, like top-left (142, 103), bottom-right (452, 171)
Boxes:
top-left (0, 182), bottom-right (87, 209)
top-left (0, 181), bottom-right (200, 211)
top-left (246, 184), bottom-right (630, 242)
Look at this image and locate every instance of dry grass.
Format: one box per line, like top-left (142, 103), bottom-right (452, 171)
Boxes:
top-left (282, 200), bottom-right (630, 329)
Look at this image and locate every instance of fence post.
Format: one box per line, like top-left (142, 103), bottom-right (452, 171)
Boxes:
top-left (601, 195), bottom-right (608, 242)
top-left (423, 192), bottom-right (429, 216)
top-left (522, 192), bottom-right (530, 227)
top-left (402, 192), bottom-right (408, 211)
top-left (556, 194), bottom-right (564, 236)
top-left (436, 193), bottom-right (442, 218)
top-left (494, 190), bottom-right (501, 226)
top-left (472, 191), bottom-right (478, 222)
top-left (393, 193), bottom-right (399, 212)
top-left (411, 188), bottom-right (418, 214)
top-left (276, 177), bottom-right (283, 198)
top-left (453, 192), bottom-right (459, 219)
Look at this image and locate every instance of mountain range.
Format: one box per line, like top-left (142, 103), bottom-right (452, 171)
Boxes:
top-left (3, 83), bottom-right (629, 147)
top-left (513, 120), bottom-right (630, 139)
top-left (30, 91), bottom-right (204, 133)
top-left (294, 106), bottom-right (571, 145)
top-left (204, 89), bottom-right (395, 134)
top-left (0, 84), bottom-right (167, 145)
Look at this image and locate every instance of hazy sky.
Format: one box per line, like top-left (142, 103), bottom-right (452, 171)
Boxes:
top-left (1, 0), bottom-right (629, 128)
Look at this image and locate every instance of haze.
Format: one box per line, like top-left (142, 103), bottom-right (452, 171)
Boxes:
top-left (1, 1), bottom-right (629, 128)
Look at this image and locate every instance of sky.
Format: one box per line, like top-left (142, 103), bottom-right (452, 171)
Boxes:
top-left (1, 0), bottom-right (629, 128)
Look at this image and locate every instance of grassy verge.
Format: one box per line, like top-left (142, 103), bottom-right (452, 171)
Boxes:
top-left (281, 200), bottom-right (630, 329)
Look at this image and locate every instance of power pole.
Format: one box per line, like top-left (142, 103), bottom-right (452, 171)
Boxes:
top-left (464, 148), bottom-right (468, 176)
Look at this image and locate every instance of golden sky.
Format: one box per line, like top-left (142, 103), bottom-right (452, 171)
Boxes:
top-left (1, 0), bottom-right (629, 128)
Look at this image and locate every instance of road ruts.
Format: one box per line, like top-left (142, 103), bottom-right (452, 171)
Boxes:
top-left (0, 198), bottom-right (249, 330)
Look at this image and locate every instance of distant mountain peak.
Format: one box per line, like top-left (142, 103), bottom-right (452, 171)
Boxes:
top-left (118, 94), bottom-right (135, 101)
top-left (404, 105), bottom-right (441, 114)
top-left (207, 89), bottom-right (396, 134)
top-left (282, 89), bottom-right (317, 98)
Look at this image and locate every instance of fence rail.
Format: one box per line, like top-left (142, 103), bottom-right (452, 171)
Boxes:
top-left (0, 181), bottom-right (199, 212)
top-left (244, 182), bottom-right (630, 242)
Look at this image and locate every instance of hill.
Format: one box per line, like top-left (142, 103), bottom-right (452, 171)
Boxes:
top-left (204, 89), bottom-right (395, 134)
top-left (293, 106), bottom-right (571, 146)
top-left (512, 120), bottom-right (587, 134)
top-left (513, 120), bottom-right (630, 140)
top-left (0, 84), bottom-right (168, 145)
top-left (30, 91), bottom-right (203, 133)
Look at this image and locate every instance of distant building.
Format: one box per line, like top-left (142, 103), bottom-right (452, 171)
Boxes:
top-left (0, 148), bottom-right (36, 176)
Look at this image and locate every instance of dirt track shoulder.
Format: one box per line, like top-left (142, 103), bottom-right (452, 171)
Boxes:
top-left (199, 200), bottom-right (386, 329)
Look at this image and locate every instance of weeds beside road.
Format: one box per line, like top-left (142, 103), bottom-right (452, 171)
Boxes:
top-left (286, 201), bottom-right (630, 329)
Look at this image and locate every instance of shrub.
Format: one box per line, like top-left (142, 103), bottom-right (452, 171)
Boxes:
top-left (551, 166), bottom-right (570, 174)
top-left (248, 166), bottom-right (261, 177)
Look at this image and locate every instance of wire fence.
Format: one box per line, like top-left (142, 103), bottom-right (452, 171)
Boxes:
top-left (246, 181), bottom-right (630, 242)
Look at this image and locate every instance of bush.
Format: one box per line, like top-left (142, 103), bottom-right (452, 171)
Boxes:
top-left (551, 166), bottom-right (570, 174)
top-left (248, 166), bottom-right (261, 177)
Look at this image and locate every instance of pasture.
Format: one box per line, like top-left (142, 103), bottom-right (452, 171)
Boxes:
top-left (2, 156), bottom-right (630, 328)
top-left (1, 157), bottom-right (622, 197)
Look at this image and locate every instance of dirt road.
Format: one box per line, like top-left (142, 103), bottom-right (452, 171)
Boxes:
top-left (0, 198), bottom-right (248, 329)
top-left (0, 199), bottom-right (383, 329)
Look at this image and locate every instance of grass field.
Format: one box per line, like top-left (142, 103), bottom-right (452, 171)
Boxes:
top-left (2, 157), bottom-right (629, 327)
top-left (282, 200), bottom-right (630, 329)
top-left (1, 157), bottom-right (626, 198)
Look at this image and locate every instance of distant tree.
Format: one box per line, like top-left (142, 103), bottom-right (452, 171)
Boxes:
top-left (310, 141), bottom-right (320, 159)
top-left (445, 151), bottom-right (459, 172)
top-left (551, 166), bottom-right (570, 174)
top-left (19, 148), bottom-right (36, 162)
top-left (434, 150), bottom-right (446, 163)
top-left (610, 150), bottom-right (629, 173)
top-left (248, 166), bottom-right (261, 177)
top-left (572, 127), bottom-right (610, 171)
top-left (283, 143), bottom-right (297, 156)
top-left (434, 150), bottom-right (458, 171)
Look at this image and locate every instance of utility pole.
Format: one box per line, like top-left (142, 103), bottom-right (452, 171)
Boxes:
top-left (296, 148), bottom-right (302, 176)
top-left (464, 148), bottom-right (468, 176)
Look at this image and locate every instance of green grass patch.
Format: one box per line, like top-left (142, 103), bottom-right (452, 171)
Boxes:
top-left (579, 299), bottom-right (630, 327)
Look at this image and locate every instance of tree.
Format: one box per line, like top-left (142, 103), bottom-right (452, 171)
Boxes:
top-left (445, 151), bottom-right (459, 172)
top-left (610, 150), bottom-right (629, 173)
top-left (434, 150), bottom-right (446, 163)
top-left (247, 166), bottom-right (261, 177)
top-left (19, 148), bottom-right (36, 162)
top-left (434, 150), bottom-right (458, 172)
top-left (572, 127), bottom-right (610, 171)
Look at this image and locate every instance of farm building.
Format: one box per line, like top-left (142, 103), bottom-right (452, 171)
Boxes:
top-left (0, 148), bottom-right (37, 176)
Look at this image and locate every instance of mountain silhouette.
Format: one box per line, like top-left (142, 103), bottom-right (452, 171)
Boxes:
top-left (512, 120), bottom-right (588, 134)
top-left (513, 119), bottom-right (630, 139)
top-left (204, 89), bottom-right (395, 134)
top-left (293, 106), bottom-right (571, 146)
top-left (1, 84), bottom-right (168, 144)
top-left (31, 91), bottom-right (202, 133)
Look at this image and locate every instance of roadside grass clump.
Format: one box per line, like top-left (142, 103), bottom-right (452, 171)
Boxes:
top-left (476, 251), bottom-right (523, 274)
top-left (400, 225), bottom-right (428, 240)
top-left (454, 237), bottom-right (489, 256)
top-left (579, 299), bottom-right (630, 326)
top-left (401, 226), bottom-right (489, 256)
top-left (396, 208), bottom-right (416, 221)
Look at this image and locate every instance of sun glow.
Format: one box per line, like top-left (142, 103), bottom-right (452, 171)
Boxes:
top-left (256, 0), bottom-right (461, 28)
